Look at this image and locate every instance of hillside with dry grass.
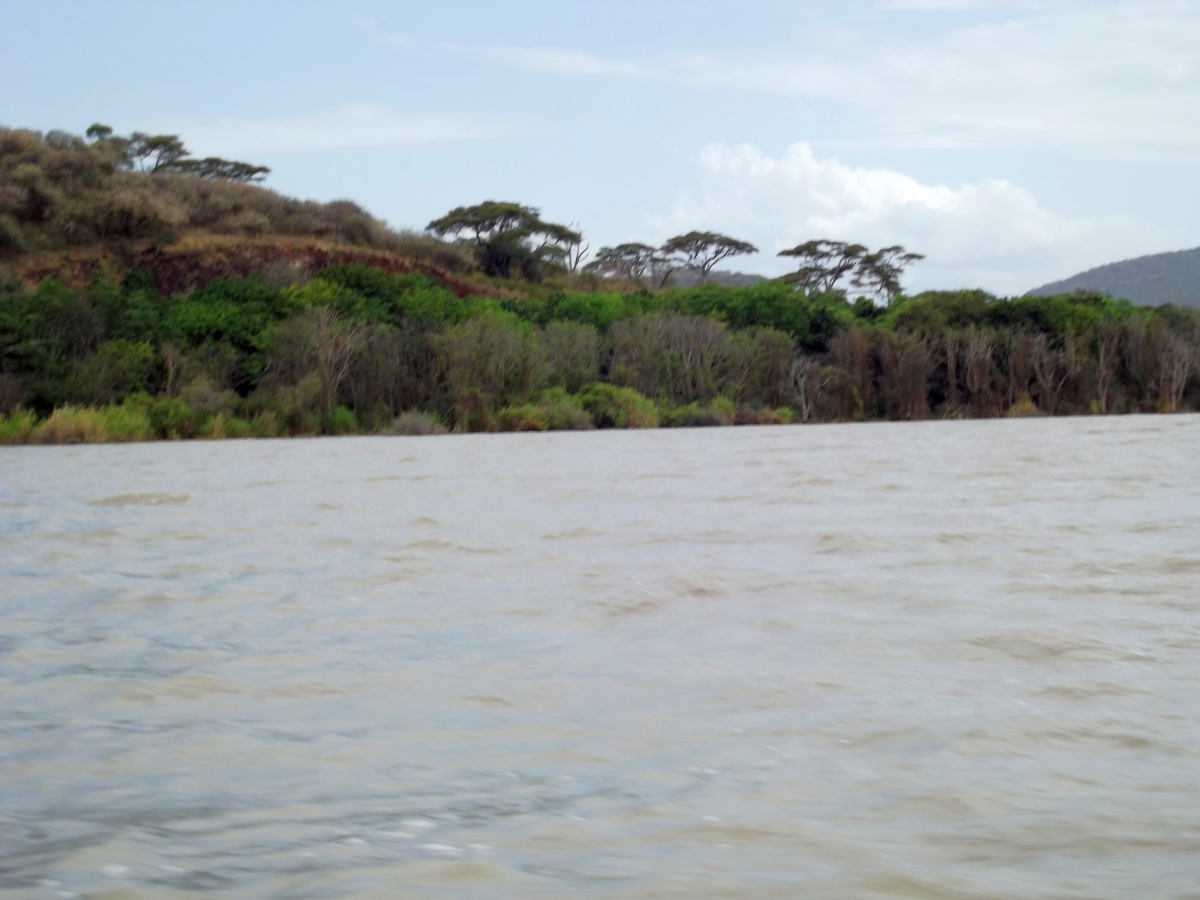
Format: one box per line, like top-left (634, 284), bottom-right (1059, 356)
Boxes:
top-left (0, 125), bottom-right (486, 293)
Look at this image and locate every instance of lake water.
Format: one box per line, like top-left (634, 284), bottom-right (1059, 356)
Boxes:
top-left (2, 415), bottom-right (1200, 898)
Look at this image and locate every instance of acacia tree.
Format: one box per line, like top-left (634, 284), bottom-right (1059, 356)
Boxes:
top-left (85, 124), bottom-right (271, 182)
top-left (778, 240), bottom-right (868, 294)
top-left (427, 201), bottom-right (581, 280)
top-left (588, 234), bottom-right (755, 288)
top-left (585, 243), bottom-right (660, 284)
top-left (853, 246), bottom-right (925, 303)
top-left (127, 133), bottom-right (190, 174)
top-left (661, 231), bottom-right (758, 282)
top-left (557, 223), bottom-right (589, 272)
top-left (174, 157), bottom-right (271, 182)
top-left (778, 239), bottom-right (923, 304)
top-left (537, 221), bottom-right (588, 273)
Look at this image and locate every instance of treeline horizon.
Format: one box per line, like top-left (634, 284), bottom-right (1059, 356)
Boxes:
top-left (2, 123), bottom-right (1198, 443)
top-left (1, 262), bottom-right (1197, 443)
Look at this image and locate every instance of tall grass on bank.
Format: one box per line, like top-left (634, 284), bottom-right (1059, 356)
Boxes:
top-left (33, 404), bottom-right (152, 442)
top-left (0, 399), bottom-right (261, 444)
top-left (0, 385), bottom-right (806, 443)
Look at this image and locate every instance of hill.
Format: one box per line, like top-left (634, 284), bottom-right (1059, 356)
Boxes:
top-left (0, 125), bottom-right (486, 290)
top-left (1028, 247), bottom-right (1200, 308)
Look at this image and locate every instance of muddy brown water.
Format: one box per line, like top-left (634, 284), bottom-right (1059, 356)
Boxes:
top-left (2, 415), bottom-right (1199, 898)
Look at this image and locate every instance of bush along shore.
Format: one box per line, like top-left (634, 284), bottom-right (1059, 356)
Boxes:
top-left (1, 262), bottom-right (1198, 444)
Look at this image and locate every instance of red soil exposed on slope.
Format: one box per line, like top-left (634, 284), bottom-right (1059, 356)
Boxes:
top-left (7, 234), bottom-right (492, 298)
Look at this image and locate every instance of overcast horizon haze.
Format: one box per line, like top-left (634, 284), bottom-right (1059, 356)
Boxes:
top-left (3, 0), bottom-right (1198, 295)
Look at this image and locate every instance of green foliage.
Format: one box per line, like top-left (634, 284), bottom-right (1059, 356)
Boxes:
top-left (889, 289), bottom-right (1140, 344)
top-left (329, 405), bottom-right (358, 435)
top-left (494, 387), bottom-right (594, 432)
top-left (534, 321), bottom-right (601, 392)
top-left (30, 402), bottom-right (153, 443)
top-left (4, 235), bottom-right (1199, 439)
top-left (499, 281), bottom-right (853, 350)
top-left (137, 394), bottom-right (202, 439)
top-left (438, 310), bottom-right (534, 430)
top-left (661, 281), bottom-right (854, 351)
top-left (502, 290), bottom-right (629, 329)
top-left (660, 399), bottom-right (734, 428)
top-left (491, 403), bottom-right (551, 432)
top-left (0, 408), bottom-right (37, 442)
top-left (165, 278), bottom-right (286, 351)
top-left (576, 383), bottom-right (660, 428)
top-left (313, 264), bottom-right (479, 324)
top-left (98, 269), bottom-right (167, 342)
top-left (71, 339), bottom-right (160, 404)
top-left (888, 289), bottom-right (996, 333)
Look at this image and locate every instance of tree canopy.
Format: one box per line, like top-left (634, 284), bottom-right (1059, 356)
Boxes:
top-left (587, 232), bottom-right (757, 288)
top-left (586, 243), bottom-right (662, 284)
top-left (86, 124), bottom-right (270, 183)
top-left (661, 231), bottom-right (758, 282)
top-left (779, 239), bottom-right (923, 303)
top-left (853, 246), bottom-right (925, 302)
top-left (427, 201), bottom-right (545, 244)
top-left (427, 201), bottom-right (582, 279)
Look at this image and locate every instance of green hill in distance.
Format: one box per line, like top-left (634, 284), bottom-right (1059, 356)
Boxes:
top-left (1028, 247), bottom-right (1200, 308)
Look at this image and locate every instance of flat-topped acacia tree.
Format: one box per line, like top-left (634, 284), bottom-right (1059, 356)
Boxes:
top-left (779, 239), bottom-right (923, 304)
top-left (85, 123), bottom-right (271, 182)
top-left (778, 240), bottom-right (869, 294)
top-left (853, 246), bottom-right (926, 303)
top-left (427, 201), bottom-right (582, 280)
top-left (586, 243), bottom-right (668, 287)
top-left (588, 234), bottom-right (758, 288)
top-left (661, 231), bottom-right (758, 283)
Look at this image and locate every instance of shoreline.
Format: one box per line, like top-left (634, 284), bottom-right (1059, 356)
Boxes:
top-left (2, 401), bottom-right (1189, 446)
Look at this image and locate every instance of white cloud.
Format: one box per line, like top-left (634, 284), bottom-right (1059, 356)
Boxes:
top-left (401, 1), bottom-right (1200, 163)
top-left (159, 104), bottom-right (510, 158)
top-left (646, 142), bottom-right (1156, 294)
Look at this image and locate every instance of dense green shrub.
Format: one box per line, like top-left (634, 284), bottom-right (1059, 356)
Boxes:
top-left (71, 339), bottom-right (160, 404)
top-left (493, 387), bottom-right (594, 431)
top-left (576, 383), bottom-right (660, 428)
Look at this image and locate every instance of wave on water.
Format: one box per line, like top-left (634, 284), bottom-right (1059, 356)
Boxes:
top-left (90, 493), bottom-right (191, 506)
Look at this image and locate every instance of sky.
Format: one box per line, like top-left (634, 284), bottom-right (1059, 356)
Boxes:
top-left (3, 0), bottom-right (1198, 294)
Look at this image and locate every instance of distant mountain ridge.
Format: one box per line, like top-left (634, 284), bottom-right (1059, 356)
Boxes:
top-left (1028, 246), bottom-right (1200, 308)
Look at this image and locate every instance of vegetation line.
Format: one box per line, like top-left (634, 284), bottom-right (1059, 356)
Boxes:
top-left (2, 125), bottom-right (1198, 443)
